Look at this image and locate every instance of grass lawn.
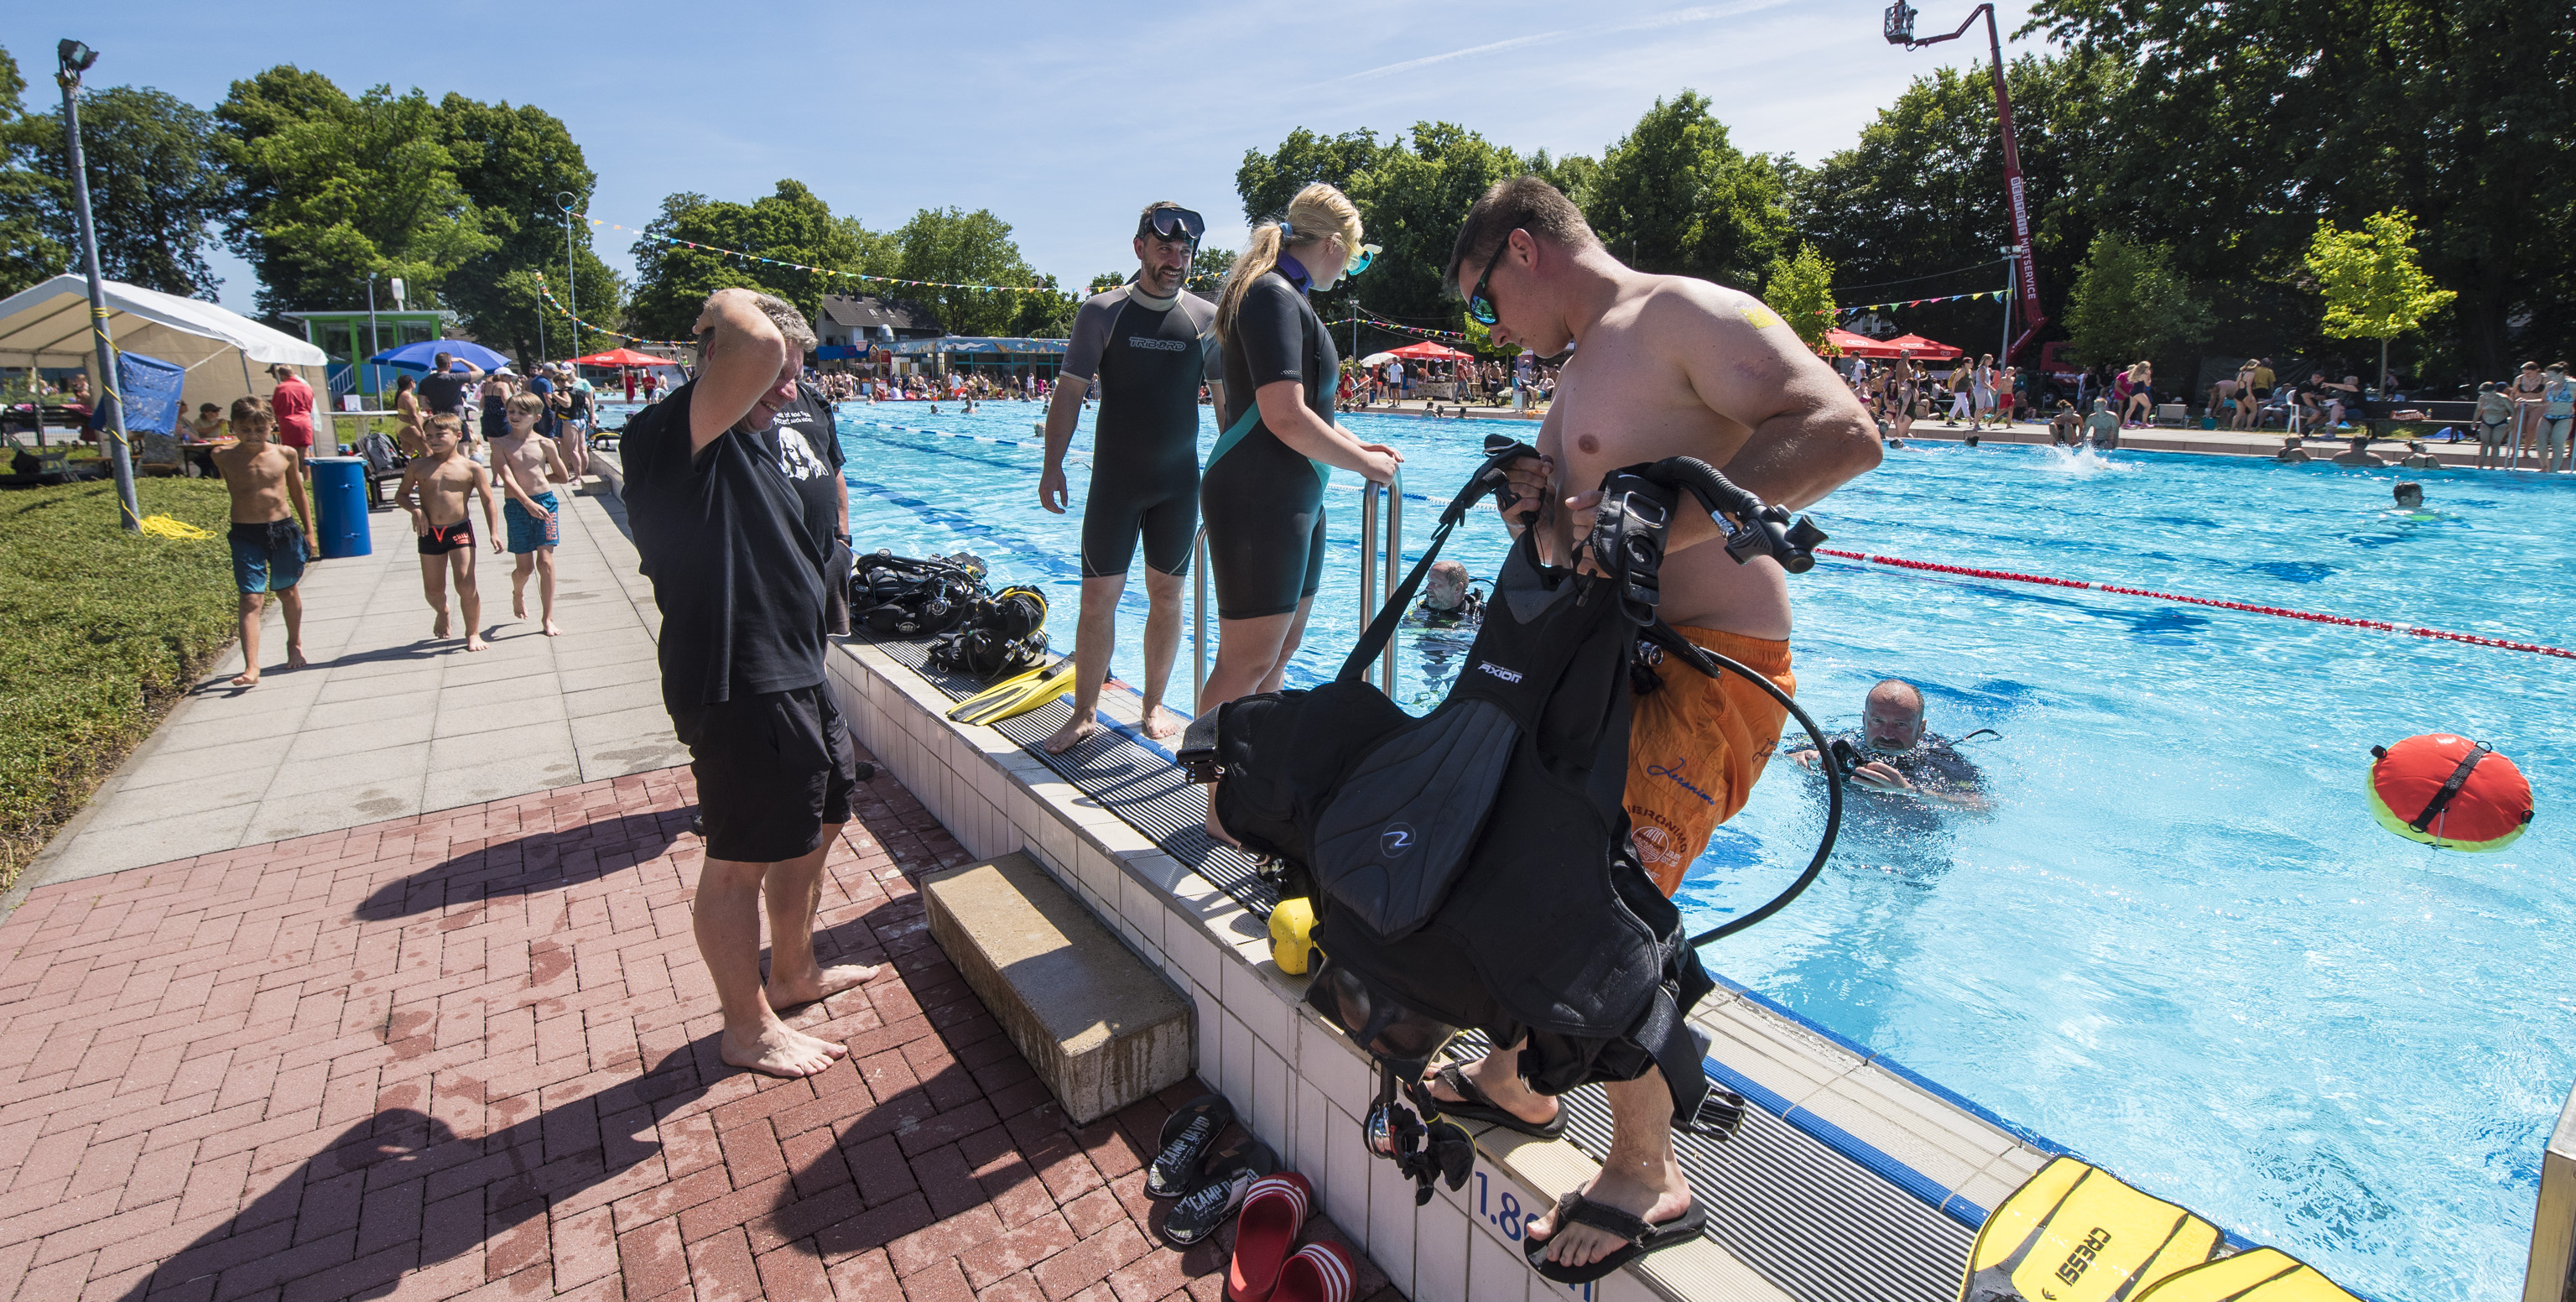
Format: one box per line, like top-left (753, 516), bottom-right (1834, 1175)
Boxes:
top-left (0, 479), bottom-right (239, 890)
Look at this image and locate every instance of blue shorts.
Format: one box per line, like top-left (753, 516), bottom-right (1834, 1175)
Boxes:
top-left (504, 492), bottom-right (560, 555)
top-left (229, 519), bottom-right (307, 594)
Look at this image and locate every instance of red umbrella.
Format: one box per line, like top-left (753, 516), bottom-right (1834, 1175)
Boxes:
top-left (1822, 328), bottom-right (1908, 358)
top-left (566, 346), bottom-right (681, 368)
top-left (1387, 340), bottom-right (1471, 361)
top-left (1880, 333), bottom-right (1963, 360)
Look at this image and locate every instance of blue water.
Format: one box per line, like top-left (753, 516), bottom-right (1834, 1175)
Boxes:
top-left (808, 398), bottom-right (2572, 1302)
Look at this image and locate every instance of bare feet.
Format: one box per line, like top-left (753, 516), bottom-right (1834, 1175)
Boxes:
top-left (513, 591), bottom-right (528, 618)
top-left (1526, 1161), bottom-right (1691, 1272)
top-left (230, 669), bottom-right (259, 687)
top-left (465, 632), bottom-right (489, 652)
top-left (1042, 714), bottom-right (1104, 755)
top-left (1423, 1053), bottom-right (1560, 1129)
top-left (718, 1023), bottom-right (849, 1079)
top-left (285, 644), bottom-right (308, 670)
top-left (542, 618), bottom-right (562, 637)
top-left (1140, 704), bottom-right (1188, 742)
top-left (765, 961), bottom-right (887, 1011)
top-left (433, 608), bottom-right (450, 639)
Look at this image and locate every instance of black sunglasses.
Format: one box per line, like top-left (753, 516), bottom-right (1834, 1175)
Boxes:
top-left (1464, 231), bottom-right (1519, 326)
top-left (1140, 207), bottom-right (1205, 246)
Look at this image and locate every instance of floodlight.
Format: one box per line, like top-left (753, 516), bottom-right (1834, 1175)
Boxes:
top-left (1882, 2), bottom-right (1918, 44)
top-left (57, 40), bottom-right (98, 74)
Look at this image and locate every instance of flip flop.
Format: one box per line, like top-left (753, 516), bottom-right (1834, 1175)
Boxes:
top-left (1271, 1241), bottom-right (1357, 1302)
top-left (1421, 1063), bottom-right (1565, 1140)
top-left (1158, 1135), bottom-right (1278, 1247)
top-left (1225, 1171), bottom-right (1312, 1302)
top-left (1147, 1093), bottom-right (1236, 1200)
top-left (1521, 1190), bottom-right (1710, 1284)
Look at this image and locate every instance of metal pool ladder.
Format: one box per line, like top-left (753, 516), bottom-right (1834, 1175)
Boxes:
top-left (1191, 471), bottom-right (1403, 710)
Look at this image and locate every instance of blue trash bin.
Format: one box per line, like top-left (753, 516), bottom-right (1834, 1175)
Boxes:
top-left (308, 456), bottom-right (372, 560)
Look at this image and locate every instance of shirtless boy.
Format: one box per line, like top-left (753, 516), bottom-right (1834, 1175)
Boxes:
top-left (396, 413), bottom-right (502, 650)
top-left (491, 392), bottom-right (573, 635)
top-left (1439, 177), bottom-right (1880, 1279)
top-left (209, 397), bottom-right (319, 687)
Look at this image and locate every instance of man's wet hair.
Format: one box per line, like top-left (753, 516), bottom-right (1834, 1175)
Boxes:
top-left (2395, 481), bottom-right (2423, 501)
top-left (1445, 176), bottom-right (1602, 288)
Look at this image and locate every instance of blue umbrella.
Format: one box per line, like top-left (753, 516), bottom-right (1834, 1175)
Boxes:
top-left (366, 338), bottom-right (512, 373)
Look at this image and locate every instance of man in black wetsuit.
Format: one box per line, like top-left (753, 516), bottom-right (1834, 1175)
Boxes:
top-left (622, 289), bottom-right (883, 1079)
top-left (1785, 678), bottom-right (1988, 810)
top-left (1037, 202), bottom-right (1222, 754)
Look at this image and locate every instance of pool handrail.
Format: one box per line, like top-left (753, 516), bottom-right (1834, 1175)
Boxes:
top-left (1189, 476), bottom-right (1403, 711)
top-left (2524, 1075), bottom-right (2576, 1301)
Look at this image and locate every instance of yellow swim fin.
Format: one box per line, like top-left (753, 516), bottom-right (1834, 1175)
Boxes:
top-left (946, 657), bottom-right (1077, 727)
top-left (2131, 1247), bottom-right (2361, 1302)
top-left (1960, 1157), bottom-right (2222, 1302)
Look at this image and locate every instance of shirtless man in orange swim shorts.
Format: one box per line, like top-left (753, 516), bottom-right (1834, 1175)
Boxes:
top-left (1435, 176), bottom-right (1881, 1277)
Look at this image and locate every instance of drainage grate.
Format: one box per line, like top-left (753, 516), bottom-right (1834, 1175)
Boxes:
top-left (856, 635), bottom-right (1278, 918)
top-left (859, 634), bottom-right (1975, 1301)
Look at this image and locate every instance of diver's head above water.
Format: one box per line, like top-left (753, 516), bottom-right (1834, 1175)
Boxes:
top-left (1423, 560), bottom-right (1472, 612)
top-left (1863, 678), bottom-right (1928, 751)
top-left (2394, 480), bottom-right (2424, 509)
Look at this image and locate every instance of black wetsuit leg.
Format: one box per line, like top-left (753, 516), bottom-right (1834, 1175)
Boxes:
top-left (1080, 461), bottom-right (1198, 578)
top-left (1201, 433), bottom-right (1325, 619)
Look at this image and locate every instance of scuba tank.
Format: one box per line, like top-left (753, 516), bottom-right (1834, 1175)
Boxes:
top-left (1179, 434), bottom-right (1832, 1203)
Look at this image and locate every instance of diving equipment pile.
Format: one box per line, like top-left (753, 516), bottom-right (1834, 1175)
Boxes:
top-left (1963, 1157), bottom-right (2360, 1302)
top-left (1179, 432), bottom-right (1837, 1210)
top-left (854, 550), bottom-right (987, 638)
top-left (927, 584), bottom-right (1049, 681)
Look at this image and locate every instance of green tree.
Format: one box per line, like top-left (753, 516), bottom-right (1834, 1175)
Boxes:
top-left (1587, 91), bottom-right (1790, 288)
top-left (5, 85), bottom-right (230, 298)
top-left (217, 71), bottom-right (493, 320)
top-left (2304, 210), bottom-right (2455, 388)
top-left (0, 46), bottom-right (65, 299)
top-left (626, 182), bottom-right (869, 341)
top-left (1762, 243), bottom-right (1838, 351)
top-left (1087, 271), bottom-right (1127, 294)
top-left (2064, 231), bottom-right (2211, 367)
top-left (2027, 0), bottom-right (2574, 373)
top-left (1234, 128), bottom-right (1386, 227)
top-left (886, 206), bottom-right (1047, 338)
top-left (435, 95), bottom-right (622, 362)
top-left (1344, 122), bottom-right (1527, 326)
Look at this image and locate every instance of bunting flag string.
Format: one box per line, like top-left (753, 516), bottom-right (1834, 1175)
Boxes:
top-left (1834, 289), bottom-right (2009, 316)
top-left (565, 208), bottom-right (1073, 296)
top-left (1346, 306), bottom-right (1478, 343)
top-left (533, 273), bottom-right (693, 348)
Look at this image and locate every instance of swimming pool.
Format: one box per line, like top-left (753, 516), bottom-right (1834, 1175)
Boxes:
top-left (824, 400), bottom-right (2571, 1302)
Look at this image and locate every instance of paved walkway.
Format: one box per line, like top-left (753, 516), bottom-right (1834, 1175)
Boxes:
top-left (0, 759), bottom-right (1397, 1302)
top-left (22, 477), bottom-right (689, 893)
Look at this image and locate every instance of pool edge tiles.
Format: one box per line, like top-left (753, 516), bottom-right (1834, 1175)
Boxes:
top-left (825, 633), bottom-right (2051, 1302)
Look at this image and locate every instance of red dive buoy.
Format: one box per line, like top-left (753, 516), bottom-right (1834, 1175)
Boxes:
top-left (2368, 735), bottom-right (2534, 852)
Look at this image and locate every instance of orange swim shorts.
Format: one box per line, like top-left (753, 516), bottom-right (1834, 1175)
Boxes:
top-left (1623, 626), bottom-right (1794, 898)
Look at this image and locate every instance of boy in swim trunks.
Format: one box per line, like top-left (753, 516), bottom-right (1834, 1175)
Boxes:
top-left (492, 392), bottom-right (573, 635)
top-left (396, 413), bottom-right (502, 650)
top-left (209, 397), bottom-right (319, 687)
top-left (1439, 177), bottom-right (1881, 1277)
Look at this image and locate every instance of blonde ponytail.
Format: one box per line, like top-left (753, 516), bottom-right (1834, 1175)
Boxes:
top-left (1216, 182), bottom-right (1365, 341)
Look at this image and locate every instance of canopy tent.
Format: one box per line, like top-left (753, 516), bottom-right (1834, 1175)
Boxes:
top-left (1823, 328), bottom-right (1965, 361)
top-left (566, 346), bottom-right (679, 368)
top-left (1387, 341), bottom-right (1471, 361)
top-left (367, 338), bottom-right (509, 372)
top-left (1881, 333), bottom-right (1963, 360)
top-left (0, 274), bottom-right (330, 435)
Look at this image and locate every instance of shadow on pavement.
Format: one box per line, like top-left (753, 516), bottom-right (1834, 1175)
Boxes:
top-left (351, 808), bottom-right (690, 921)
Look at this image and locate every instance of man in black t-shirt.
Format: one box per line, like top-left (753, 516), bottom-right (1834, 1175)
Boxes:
top-left (760, 378), bottom-right (851, 633)
top-left (416, 352), bottom-right (481, 419)
top-left (622, 288), bottom-right (882, 1080)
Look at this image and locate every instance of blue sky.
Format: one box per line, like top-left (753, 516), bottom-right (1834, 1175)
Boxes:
top-left (8, 0), bottom-right (2043, 315)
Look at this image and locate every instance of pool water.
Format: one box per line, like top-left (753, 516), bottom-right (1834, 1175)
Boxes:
top-left (823, 400), bottom-right (2571, 1302)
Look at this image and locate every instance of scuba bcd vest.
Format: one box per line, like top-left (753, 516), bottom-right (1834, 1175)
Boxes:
top-left (1179, 433), bottom-right (1830, 1203)
top-left (855, 550), bottom-right (986, 638)
top-left (928, 585), bottom-right (1049, 681)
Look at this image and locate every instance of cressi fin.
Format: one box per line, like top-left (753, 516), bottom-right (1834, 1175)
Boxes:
top-left (2131, 1247), bottom-right (2360, 1302)
top-left (1959, 1156), bottom-right (2222, 1302)
top-left (945, 657), bottom-right (1076, 727)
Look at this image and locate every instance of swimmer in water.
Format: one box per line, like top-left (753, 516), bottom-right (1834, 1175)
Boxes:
top-left (1413, 558), bottom-right (1484, 628)
top-left (1784, 679), bottom-right (1989, 810)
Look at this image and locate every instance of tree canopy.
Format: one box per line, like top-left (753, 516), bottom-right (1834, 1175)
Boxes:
top-left (0, 47), bottom-right (70, 300)
top-left (3, 86), bottom-right (231, 299)
top-left (2064, 232), bottom-right (2211, 367)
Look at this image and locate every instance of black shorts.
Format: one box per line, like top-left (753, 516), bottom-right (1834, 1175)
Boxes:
top-left (418, 521), bottom-right (473, 555)
top-left (670, 684), bottom-right (858, 863)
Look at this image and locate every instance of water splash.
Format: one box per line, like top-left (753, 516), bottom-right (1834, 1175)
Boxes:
top-left (2041, 445), bottom-right (2131, 477)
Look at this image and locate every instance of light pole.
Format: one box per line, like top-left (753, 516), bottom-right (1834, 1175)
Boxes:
top-left (366, 272), bottom-right (380, 401)
top-left (56, 39), bottom-right (138, 532)
top-left (557, 192), bottom-right (580, 362)
top-left (1885, 3), bottom-right (2048, 364)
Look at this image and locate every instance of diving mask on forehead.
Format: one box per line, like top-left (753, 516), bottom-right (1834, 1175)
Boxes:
top-left (1139, 206), bottom-right (1205, 247)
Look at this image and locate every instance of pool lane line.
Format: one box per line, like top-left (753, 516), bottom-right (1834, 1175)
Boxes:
top-left (1819, 547), bottom-right (2576, 660)
top-left (844, 419), bottom-right (1439, 502)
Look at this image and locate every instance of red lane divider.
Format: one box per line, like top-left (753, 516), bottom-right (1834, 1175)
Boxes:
top-left (1814, 548), bottom-right (2576, 660)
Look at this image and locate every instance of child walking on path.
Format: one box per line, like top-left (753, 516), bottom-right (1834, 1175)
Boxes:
top-left (209, 397), bottom-right (319, 687)
top-left (491, 393), bottom-right (573, 636)
top-left (395, 413), bottom-right (502, 651)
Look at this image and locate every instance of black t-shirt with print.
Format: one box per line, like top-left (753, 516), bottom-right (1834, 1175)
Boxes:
top-left (419, 372), bottom-right (468, 415)
top-left (621, 378), bottom-right (829, 711)
top-left (757, 382), bottom-right (846, 547)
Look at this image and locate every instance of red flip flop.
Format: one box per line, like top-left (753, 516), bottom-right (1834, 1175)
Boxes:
top-left (1272, 1242), bottom-right (1357, 1302)
top-left (1226, 1171), bottom-right (1313, 1302)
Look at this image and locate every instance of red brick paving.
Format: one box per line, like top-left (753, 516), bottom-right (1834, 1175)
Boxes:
top-left (0, 758), bottom-right (1403, 1300)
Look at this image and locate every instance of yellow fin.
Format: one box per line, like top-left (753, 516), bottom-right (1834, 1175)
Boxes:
top-left (2131, 1247), bottom-right (2361, 1302)
top-left (1959, 1157), bottom-right (2222, 1302)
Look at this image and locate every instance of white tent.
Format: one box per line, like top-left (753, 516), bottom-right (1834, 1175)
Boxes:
top-left (0, 274), bottom-right (334, 442)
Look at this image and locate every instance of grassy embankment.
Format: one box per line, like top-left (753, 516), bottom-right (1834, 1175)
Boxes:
top-left (0, 479), bottom-right (239, 891)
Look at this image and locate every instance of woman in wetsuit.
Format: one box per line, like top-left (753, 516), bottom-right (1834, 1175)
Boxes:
top-left (1200, 182), bottom-right (1403, 716)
